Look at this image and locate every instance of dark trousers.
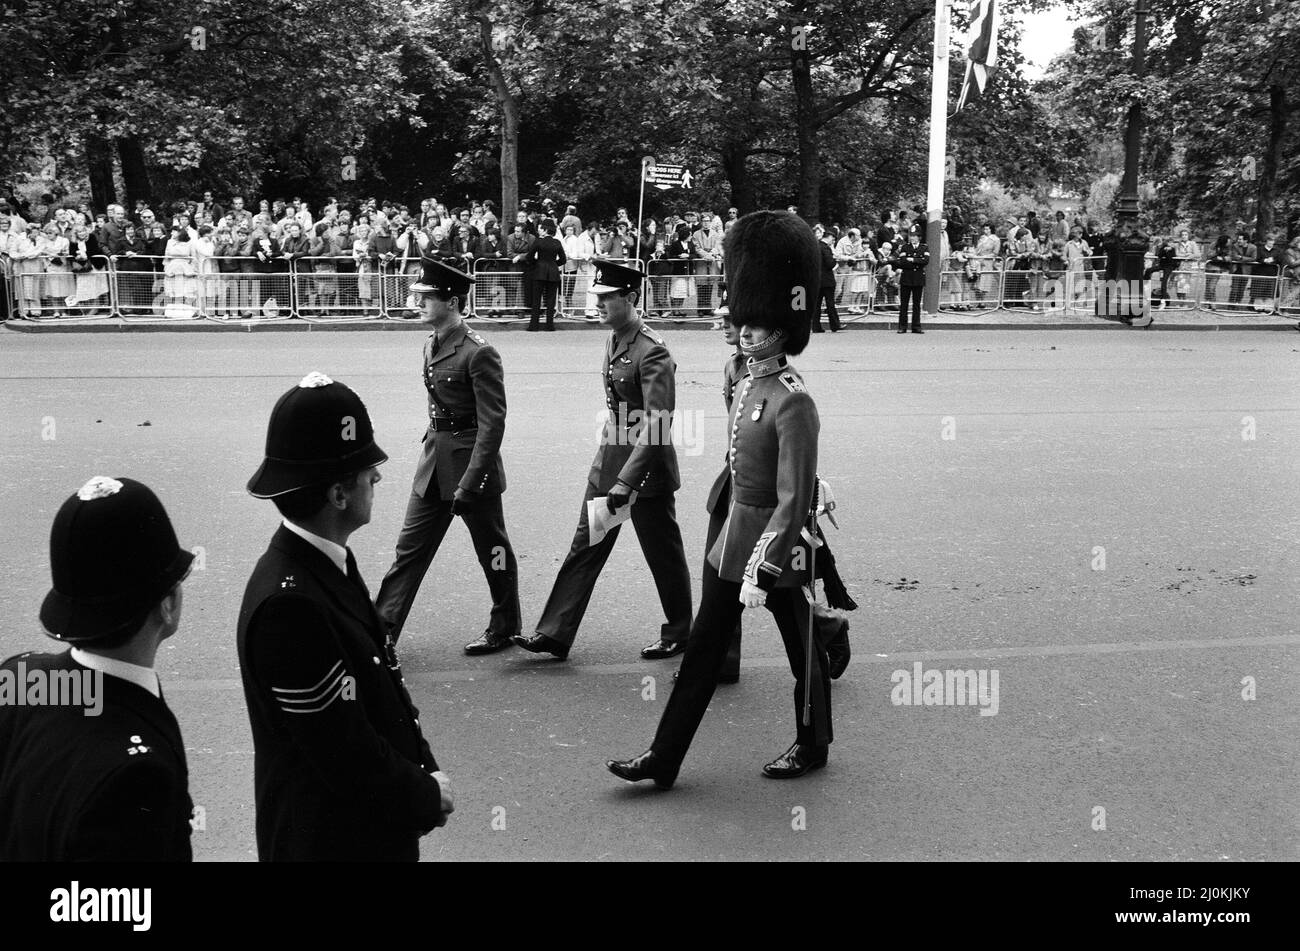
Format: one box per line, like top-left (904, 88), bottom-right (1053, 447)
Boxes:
top-left (898, 283), bottom-right (922, 329)
top-left (535, 482), bottom-right (692, 647)
top-left (651, 564), bottom-right (832, 768)
top-left (813, 285), bottom-right (840, 332)
top-left (699, 486), bottom-right (741, 678)
top-left (1229, 266), bottom-right (1251, 304)
top-left (530, 279), bottom-right (559, 329)
top-left (375, 489), bottom-right (521, 643)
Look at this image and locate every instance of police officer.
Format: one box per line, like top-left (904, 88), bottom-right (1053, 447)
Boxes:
top-left (609, 211), bottom-right (832, 788)
top-left (238, 372), bottom-right (453, 861)
top-left (896, 230), bottom-right (929, 333)
top-left (0, 476), bottom-right (195, 860)
top-left (375, 258), bottom-right (521, 654)
top-left (514, 259), bottom-right (692, 660)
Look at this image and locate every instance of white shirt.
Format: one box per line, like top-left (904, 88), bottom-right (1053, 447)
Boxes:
top-left (282, 519), bottom-right (348, 576)
top-left (70, 647), bottom-right (160, 698)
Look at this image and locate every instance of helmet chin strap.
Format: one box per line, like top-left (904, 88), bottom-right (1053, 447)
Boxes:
top-left (740, 328), bottom-right (786, 358)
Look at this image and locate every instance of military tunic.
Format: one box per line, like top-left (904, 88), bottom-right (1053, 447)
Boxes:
top-left (375, 320), bottom-right (521, 642)
top-left (652, 351), bottom-right (831, 766)
top-left (238, 525), bottom-right (446, 861)
top-left (0, 650), bottom-right (193, 861)
top-left (534, 316), bottom-right (692, 648)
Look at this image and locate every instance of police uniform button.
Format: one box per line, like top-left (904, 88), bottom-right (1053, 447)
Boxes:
top-left (373, 656), bottom-right (381, 665)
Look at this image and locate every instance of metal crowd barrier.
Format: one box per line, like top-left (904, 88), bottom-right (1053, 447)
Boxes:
top-left (643, 260), bottom-right (724, 320)
top-left (5, 251), bottom-right (1293, 323)
top-left (8, 254), bottom-right (114, 320)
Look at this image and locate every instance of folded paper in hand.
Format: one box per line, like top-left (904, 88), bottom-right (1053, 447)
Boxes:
top-left (587, 491), bottom-right (638, 547)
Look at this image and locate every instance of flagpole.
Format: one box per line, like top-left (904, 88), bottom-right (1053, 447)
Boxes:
top-left (923, 0), bottom-right (952, 315)
top-left (635, 156), bottom-right (652, 268)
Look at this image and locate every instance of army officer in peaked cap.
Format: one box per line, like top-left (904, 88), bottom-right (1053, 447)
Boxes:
top-left (0, 476), bottom-right (195, 861)
top-left (238, 372), bottom-right (453, 861)
top-left (514, 259), bottom-right (693, 661)
top-left (374, 257), bottom-right (521, 655)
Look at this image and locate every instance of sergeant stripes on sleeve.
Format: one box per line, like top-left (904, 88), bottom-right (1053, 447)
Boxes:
top-left (270, 659), bottom-right (351, 714)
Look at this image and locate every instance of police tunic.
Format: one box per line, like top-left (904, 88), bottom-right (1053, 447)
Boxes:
top-left (0, 650), bottom-right (193, 861)
top-left (238, 526), bottom-right (445, 861)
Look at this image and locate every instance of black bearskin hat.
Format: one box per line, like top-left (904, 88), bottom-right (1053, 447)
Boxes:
top-left (721, 211), bottom-right (819, 355)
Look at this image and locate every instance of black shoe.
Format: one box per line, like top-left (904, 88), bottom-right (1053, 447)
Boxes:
top-left (896, 328), bottom-right (907, 334)
top-left (607, 750), bottom-right (678, 789)
top-left (464, 630), bottom-right (516, 655)
top-left (640, 638), bottom-right (685, 660)
top-left (511, 632), bottom-right (569, 659)
top-left (762, 742), bottom-right (828, 779)
top-left (910, 328), bottom-right (924, 334)
top-left (525, 325), bottom-right (539, 332)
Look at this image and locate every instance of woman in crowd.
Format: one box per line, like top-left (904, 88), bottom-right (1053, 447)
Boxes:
top-left (664, 223), bottom-right (697, 315)
top-left (1172, 229), bottom-right (1201, 304)
top-left (1144, 235), bottom-right (1179, 310)
top-left (874, 240), bottom-right (898, 306)
top-left (1064, 228), bottom-right (1092, 309)
top-left (38, 221), bottom-right (75, 317)
top-left (212, 224), bottom-right (239, 318)
top-left (306, 221), bottom-right (342, 315)
top-left (1282, 236), bottom-right (1300, 310)
top-left (352, 222), bottom-right (375, 316)
top-left (974, 223), bottom-right (1001, 305)
top-left (250, 228), bottom-right (282, 316)
top-left (561, 223), bottom-right (582, 309)
top-left (9, 222), bottom-right (44, 318)
top-left (0, 216), bottom-right (16, 320)
top-left (68, 223), bottom-right (109, 314)
top-left (193, 224), bottom-right (219, 316)
top-left (163, 224), bottom-right (198, 314)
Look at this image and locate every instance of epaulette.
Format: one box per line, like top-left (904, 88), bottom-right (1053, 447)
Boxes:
top-left (465, 329), bottom-right (489, 348)
top-left (779, 371), bottom-right (806, 393)
top-left (125, 733), bottom-right (154, 757)
top-left (637, 324), bottom-right (666, 347)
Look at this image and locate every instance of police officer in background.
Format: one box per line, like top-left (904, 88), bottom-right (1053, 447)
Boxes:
top-left (609, 211), bottom-right (833, 789)
top-left (515, 259), bottom-right (692, 661)
top-left (896, 230), bottom-right (929, 333)
top-left (0, 476), bottom-right (195, 860)
top-left (375, 258), bottom-right (521, 654)
top-left (238, 373), bottom-right (452, 861)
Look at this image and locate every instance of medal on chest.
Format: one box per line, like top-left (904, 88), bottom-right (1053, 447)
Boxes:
top-left (751, 398), bottom-right (766, 422)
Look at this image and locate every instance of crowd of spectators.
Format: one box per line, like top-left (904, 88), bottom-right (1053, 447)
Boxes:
top-left (2, 185), bottom-right (1298, 321)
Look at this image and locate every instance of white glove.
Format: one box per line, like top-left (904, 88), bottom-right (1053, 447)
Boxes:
top-left (739, 580), bottom-right (766, 608)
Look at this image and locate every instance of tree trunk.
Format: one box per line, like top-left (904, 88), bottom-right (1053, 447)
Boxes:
top-left (790, 23), bottom-right (820, 220)
top-left (117, 136), bottom-right (153, 212)
top-left (477, 14), bottom-right (520, 226)
top-left (721, 144), bottom-right (755, 214)
top-left (1255, 83), bottom-right (1285, 240)
top-left (84, 132), bottom-right (116, 211)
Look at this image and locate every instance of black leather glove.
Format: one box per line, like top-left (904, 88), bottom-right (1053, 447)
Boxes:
top-left (450, 487), bottom-right (478, 516)
top-left (606, 482), bottom-right (633, 514)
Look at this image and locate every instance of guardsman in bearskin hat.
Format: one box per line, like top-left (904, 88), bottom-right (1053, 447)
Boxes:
top-left (609, 210), bottom-right (834, 788)
top-left (375, 258), bottom-right (521, 655)
top-left (238, 372), bottom-right (453, 861)
top-left (514, 259), bottom-right (693, 660)
top-left (0, 476), bottom-right (195, 860)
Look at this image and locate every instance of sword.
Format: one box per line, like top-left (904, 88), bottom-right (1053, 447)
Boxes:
top-left (802, 480), bottom-right (819, 727)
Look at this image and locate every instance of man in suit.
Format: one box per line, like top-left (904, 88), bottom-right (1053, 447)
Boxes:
top-left (812, 223), bottom-right (841, 333)
top-left (515, 259), bottom-right (693, 661)
top-left (608, 210), bottom-right (832, 788)
top-left (238, 372), bottom-right (453, 861)
top-left (528, 219), bottom-right (566, 331)
top-left (0, 476), bottom-right (195, 861)
top-left (375, 259), bottom-right (520, 655)
top-left (896, 230), bottom-right (929, 333)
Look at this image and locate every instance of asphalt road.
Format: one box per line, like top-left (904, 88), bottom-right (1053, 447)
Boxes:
top-left (1, 326), bottom-right (1296, 861)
